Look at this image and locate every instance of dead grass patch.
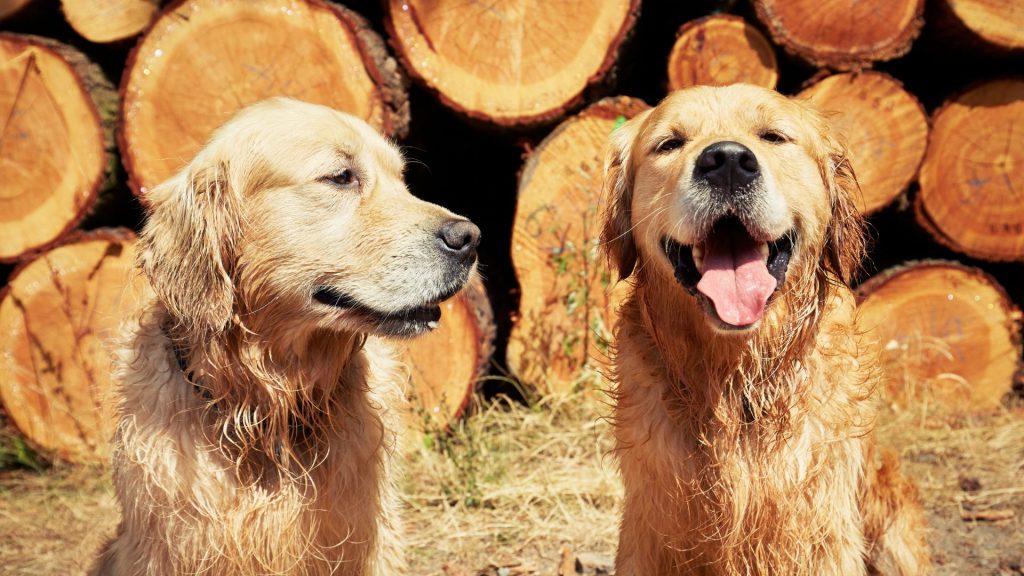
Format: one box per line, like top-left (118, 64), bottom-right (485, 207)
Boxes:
top-left (0, 382), bottom-right (1020, 575)
top-left (403, 392), bottom-right (621, 575)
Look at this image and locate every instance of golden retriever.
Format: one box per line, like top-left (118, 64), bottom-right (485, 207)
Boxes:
top-left (600, 85), bottom-right (930, 575)
top-left (92, 98), bottom-right (480, 575)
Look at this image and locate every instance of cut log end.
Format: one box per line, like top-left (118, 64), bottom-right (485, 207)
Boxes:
top-left (120, 0), bottom-right (409, 196)
top-left (403, 276), bottom-right (494, 430)
top-left (0, 33), bottom-right (116, 263)
top-left (754, 0), bottom-right (924, 69)
top-left (385, 0), bottom-right (640, 128)
top-left (61, 0), bottom-right (159, 44)
top-left (916, 79), bottom-right (1024, 261)
top-left (508, 96), bottom-right (648, 395)
top-left (0, 230), bottom-right (146, 463)
top-left (938, 0), bottom-right (1024, 51)
top-left (798, 72), bottom-right (928, 214)
top-left (857, 260), bottom-right (1023, 415)
top-left (668, 15), bottom-right (778, 91)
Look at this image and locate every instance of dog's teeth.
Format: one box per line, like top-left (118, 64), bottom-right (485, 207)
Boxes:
top-left (759, 243), bottom-right (769, 262)
top-left (692, 246), bottom-right (704, 273)
top-left (427, 321), bottom-right (438, 329)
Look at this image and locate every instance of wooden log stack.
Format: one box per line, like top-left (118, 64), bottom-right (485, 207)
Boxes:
top-left (0, 230), bottom-right (145, 462)
top-left (930, 0), bottom-right (1024, 54)
top-left (508, 97), bottom-right (646, 396)
top-left (1, 0), bottom-right (1023, 461)
top-left (916, 79), bottom-right (1024, 261)
top-left (668, 15), bottom-right (778, 91)
top-left (384, 0), bottom-right (641, 128)
top-left (857, 261), bottom-right (1022, 415)
top-left (753, 0), bottom-right (925, 69)
top-left (798, 72), bottom-right (928, 214)
top-left (120, 0), bottom-right (410, 196)
top-left (60, 0), bottom-right (159, 44)
top-left (0, 33), bottom-right (116, 263)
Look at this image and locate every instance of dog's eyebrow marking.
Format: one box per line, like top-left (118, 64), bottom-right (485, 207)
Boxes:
top-left (333, 146), bottom-right (355, 161)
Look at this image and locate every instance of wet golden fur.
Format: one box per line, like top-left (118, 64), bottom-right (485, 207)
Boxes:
top-left (93, 98), bottom-right (477, 575)
top-left (601, 85), bottom-right (931, 575)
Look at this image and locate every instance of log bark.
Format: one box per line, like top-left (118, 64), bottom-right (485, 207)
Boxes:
top-left (0, 33), bottom-right (117, 263)
top-left (402, 276), bottom-right (494, 430)
top-left (0, 0), bottom-right (31, 21)
top-left (915, 79), bottom-right (1024, 261)
top-left (856, 260), bottom-right (1023, 414)
top-left (798, 71), bottom-right (928, 214)
top-left (384, 0), bottom-right (641, 128)
top-left (667, 14), bottom-right (778, 91)
top-left (932, 0), bottom-right (1024, 53)
top-left (0, 229), bottom-right (147, 463)
top-left (507, 97), bottom-right (648, 395)
top-left (120, 0), bottom-right (409, 196)
top-left (61, 0), bottom-right (160, 44)
top-left (753, 0), bottom-right (924, 70)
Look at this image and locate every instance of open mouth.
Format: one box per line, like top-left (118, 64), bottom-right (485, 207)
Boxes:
top-left (663, 216), bottom-right (794, 329)
top-left (312, 286), bottom-right (445, 336)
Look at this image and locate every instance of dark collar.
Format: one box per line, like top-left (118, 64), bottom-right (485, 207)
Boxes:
top-left (162, 323), bottom-right (213, 401)
top-left (160, 323), bottom-right (316, 442)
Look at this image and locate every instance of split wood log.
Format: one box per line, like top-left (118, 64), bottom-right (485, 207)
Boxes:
top-left (61, 0), bottom-right (160, 44)
top-left (667, 14), bottom-right (778, 91)
top-left (0, 33), bottom-right (116, 263)
top-left (384, 0), bottom-right (640, 128)
top-left (933, 0), bottom-right (1024, 52)
top-left (120, 0), bottom-right (409, 196)
top-left (916, 79), bottom-right (1024, 261)
top-left (798, 71), bottom-right (928, 214)
top-left (857, 260), bottom-right (1023, 414)
top-left (402, 276), bottom-right (494, 430)
top-left (507, 97), bottom-right (647, 396)
top-left (0, 230), bottom-right (148, 463)
top-left (753, 0), bottom-right (924, 70)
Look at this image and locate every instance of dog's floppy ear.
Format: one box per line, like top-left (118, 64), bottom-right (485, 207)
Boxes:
top-left (601, 110), bottom-right (650, 280)
top-left (820, 135), bottom-right (867, 284)
top-left (139, 158), bottom-right (241, 335)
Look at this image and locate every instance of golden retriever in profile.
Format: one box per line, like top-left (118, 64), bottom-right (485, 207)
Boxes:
top-left (601, 85), bottom-right (930, 575)
top-left (92, 98), bottom-right (480, 575)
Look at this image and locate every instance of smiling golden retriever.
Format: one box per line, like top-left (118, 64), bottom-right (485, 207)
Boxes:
top-left (601, 85), bottom-right (930, 575)
top-left (91, 98), bottom-right (480, 575)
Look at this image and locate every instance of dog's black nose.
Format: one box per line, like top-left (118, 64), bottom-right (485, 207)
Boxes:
top-left (695, 141), bottom-right (760, 189)
top-left (439, 219), bottom-right (481, 260)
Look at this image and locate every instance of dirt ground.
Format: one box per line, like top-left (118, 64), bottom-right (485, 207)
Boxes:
top-left (0, 397), bottom-right (1021, 576)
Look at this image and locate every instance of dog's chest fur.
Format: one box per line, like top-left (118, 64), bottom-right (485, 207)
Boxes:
top-left (613, 296), bottom-right (873, 575)
top-left (100, 307), bottom-right (405, 576)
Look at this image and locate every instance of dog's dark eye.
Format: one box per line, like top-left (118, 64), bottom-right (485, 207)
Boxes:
top-left (760, 130), bottom-right (789, 144)
top-left (657, 137), bottom-right (685, 153)
top-left (324, 169), bottom-right (358, 188)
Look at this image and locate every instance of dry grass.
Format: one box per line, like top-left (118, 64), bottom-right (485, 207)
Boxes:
top-left (0, 377), bottom-right (1020, 575)
top-left (0, 464), bottom-right (117, 575)
top-left (403, 391), bottom-right (621, 575)
top-left (875, 408), bottom-right (1024, 574)
top-left (872, 331), bottom-right (1024, 574)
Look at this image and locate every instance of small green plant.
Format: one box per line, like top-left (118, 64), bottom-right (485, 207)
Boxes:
top-left (408, 387), bottom-right (508, 509)
top-left (545, 193), bottom-right (616, 381)
top-left (0, 430), bottom-right (46, 472)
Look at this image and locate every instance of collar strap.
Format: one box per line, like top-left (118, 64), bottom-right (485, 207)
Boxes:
top-left (162, 323), bottom-right (212, 401)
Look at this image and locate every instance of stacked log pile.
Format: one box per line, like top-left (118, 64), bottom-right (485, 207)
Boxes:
top-left (1, 0), bottom-right (1022, 460)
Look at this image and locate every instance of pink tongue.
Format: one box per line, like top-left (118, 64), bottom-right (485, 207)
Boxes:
top-left (696, 233), bottom-right (777, 327)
